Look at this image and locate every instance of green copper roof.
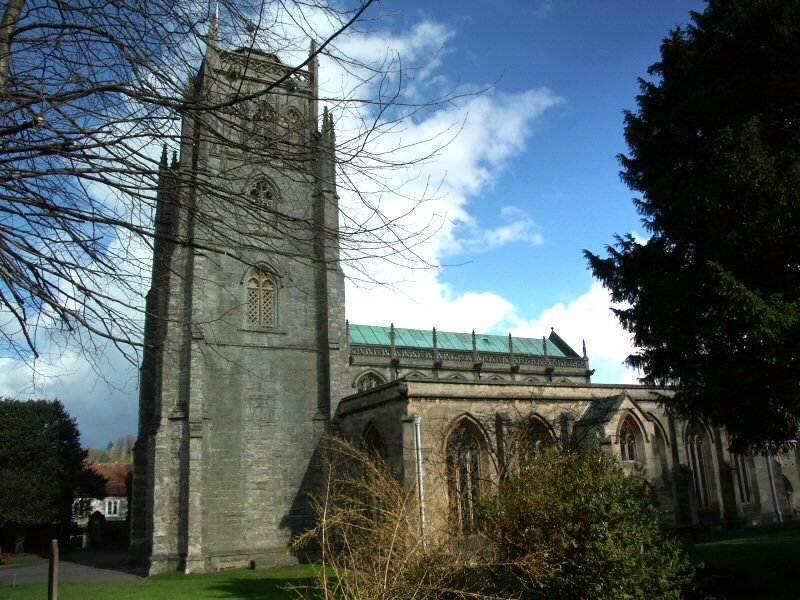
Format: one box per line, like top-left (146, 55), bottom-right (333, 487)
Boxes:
top-left (348, 324), bottom-right (578, 358)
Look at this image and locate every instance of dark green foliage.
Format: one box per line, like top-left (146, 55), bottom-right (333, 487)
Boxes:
top-left (478, 448), bottom-right (693, 599)
top-left (0, 398), bottom-right (88, 525)
top-left (585, 0), bottom-right (800, 448)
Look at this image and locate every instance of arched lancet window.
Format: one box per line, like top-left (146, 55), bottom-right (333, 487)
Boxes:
top-left (280, 107), bottom-right (304, 152)
top-left (251, 101), bottom-right (277, 143)
top-left (529, 417), bottom-right (554, 451)
top-left (250, 178), bottom-right (276, 211)
top-left (247, 269), bottom-right (276, 327)
top-left (619, 418), bottom-right (639, 463)
top-left (356, 372), bottom-right (385, 392)
top-left (783, 476), bottom-right (794, 514)
top-left (447, 418), bottom-right (485, 534)
top-left (362, 423), bottom-right (388, 522)
top-left (734, 454), bottom-right (753, 504)
top-left (686, 422), bottom-right (711, 508)
top-left (362, 423), bottom-right (387, 461)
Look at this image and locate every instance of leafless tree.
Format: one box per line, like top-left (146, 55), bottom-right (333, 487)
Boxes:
top-left (0, 0), bottom-right (465, 368)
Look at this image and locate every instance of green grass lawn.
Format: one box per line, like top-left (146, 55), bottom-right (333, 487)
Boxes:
top-left (3, 564), bottom-right (320, 600)
top-left (690, 519), bottom-right (800, 599)
top-left (5, 523), bottom-right (799, 600)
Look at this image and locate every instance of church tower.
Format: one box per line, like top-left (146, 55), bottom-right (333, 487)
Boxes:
top-left (130, 24), bottom-right (348, 573)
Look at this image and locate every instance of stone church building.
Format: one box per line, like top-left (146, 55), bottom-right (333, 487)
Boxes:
top-left (130, 36), bottom-right (800, 573)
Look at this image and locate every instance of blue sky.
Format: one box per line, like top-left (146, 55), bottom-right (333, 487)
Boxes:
top-left (0, 0), bottom-right (706, 447)
top-left (405, 0), bottom-right (703, 310)
top-left (342, 0), bottom-right (706, 383)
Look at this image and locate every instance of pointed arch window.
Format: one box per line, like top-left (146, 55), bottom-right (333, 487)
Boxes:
top-left (251, 101), bottom-right (277, 143)
top-left (362, 423), bottom-right (387, 461)
top-left (734, 454), bottom-right (753, 504)
top-left (686, 423), bottom-right (710, 508)
top-left (447, 419), bottom-right (485, 534)
top-left (528, 417), bottom-right (554, 452)
top-left (356, 372), bottom-right (385, 392)
top-left (247, 269), bottom-right (276, 327)
top-left (281, 107), bottom-right (304, 153)
top-left (619, 419), bottom-right (639, 463)
top-left (783, 476), bottom-right (794, 514)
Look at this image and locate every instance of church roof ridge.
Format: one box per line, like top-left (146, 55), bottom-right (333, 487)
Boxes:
top-left (348, 323), bottom-right (577, 358)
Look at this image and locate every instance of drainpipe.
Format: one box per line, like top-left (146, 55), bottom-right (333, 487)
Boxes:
top-left (766, 451), bottom-right (783, 523)
top-left (413, 415), bottom-right (429, 553)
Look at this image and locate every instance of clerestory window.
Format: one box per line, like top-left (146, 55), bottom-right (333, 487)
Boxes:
top-left (247, 270), bottom-right (277, 327)
top-left (356, 372), bottom-right (385, 392)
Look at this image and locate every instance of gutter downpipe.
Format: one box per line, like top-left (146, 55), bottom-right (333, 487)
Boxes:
top-left (413, 415), bottom-right (429, 553)
top-left (766, 451), bottom-right (783, 523)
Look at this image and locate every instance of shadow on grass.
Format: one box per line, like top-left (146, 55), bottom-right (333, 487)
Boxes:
top-left (204, 572), bottom-right (321, 599)
top-left (689, 520), bottom-right (800, 599)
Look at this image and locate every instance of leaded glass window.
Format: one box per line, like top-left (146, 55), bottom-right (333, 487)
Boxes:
top-left (250, 179), bottom-right (275, 210)
top-left (247, 270), bottom-right (276, 327)
top-left (356, 372), bottom-right (384, 392)
top-left (251, 101), bottom-right (277, 142)
top-left (447, 420), bottom-right (484, 534)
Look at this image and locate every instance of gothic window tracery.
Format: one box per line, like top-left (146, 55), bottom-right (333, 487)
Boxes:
top-left (356, 372), bottom-right (385, 392)
top-left (686, 422), bottom-right (711, 508)
top-left (619, 419), bottom-right (639, 463)
top-left (279, 107), bottom-right (305, 157)
top-left (250, 101), bottom-right (277, 143)
top-left (250, 178), bottom-right (276, 211)
top-left (246, 269), bottom-right (276, 327)
top-left (447, 418), bottom-right (485, 535)
top-left (506, 417), bottom-right (553, 470)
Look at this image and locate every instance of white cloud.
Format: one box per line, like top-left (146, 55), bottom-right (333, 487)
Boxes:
top-left (0, 9), bottom-right (638, 448)
top-left (502, 282), bottom-right (640, 384)
top-left (0, 348), bottom-right (139, 448)
top-left (447, 205), bottom-right (543, 254)
top-left (533, 1), bottom-right (556, 20)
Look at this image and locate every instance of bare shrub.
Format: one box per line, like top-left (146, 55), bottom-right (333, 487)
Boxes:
top-left (296, 429), bottom-right (692, 600)
top-left (293, 435), bottom-right (532, 600)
